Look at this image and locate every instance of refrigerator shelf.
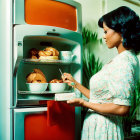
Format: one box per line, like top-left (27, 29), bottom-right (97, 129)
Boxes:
top-left (18, 90), bottom-right (73, 94)
top-left (17, 92), bottom-right (75, 101)
top-left (17, 92), bottom-right (75, 102)
top-left (22, 59), bottom-right (73, 64)
top-left (17, 94), bottom-right (55, 101)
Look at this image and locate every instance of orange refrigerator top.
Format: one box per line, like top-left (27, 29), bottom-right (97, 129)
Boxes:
top-left (25, 0), bottom-right (77, 31)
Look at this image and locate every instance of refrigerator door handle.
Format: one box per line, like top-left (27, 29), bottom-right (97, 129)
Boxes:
top-left (14, 107), bottom-right (47, 113)
top-left (46, 32), bottom-right (61, 36)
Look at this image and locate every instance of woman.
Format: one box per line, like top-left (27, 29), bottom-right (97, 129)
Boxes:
top-left (62, 6), bottom-right (140, 140)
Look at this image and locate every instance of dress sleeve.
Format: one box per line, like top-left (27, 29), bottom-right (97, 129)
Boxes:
top-left (108, 59), bottom-right (135, 106)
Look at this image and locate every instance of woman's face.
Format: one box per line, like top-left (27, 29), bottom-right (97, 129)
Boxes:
top-left (103, 22), bottom-right (122, 49)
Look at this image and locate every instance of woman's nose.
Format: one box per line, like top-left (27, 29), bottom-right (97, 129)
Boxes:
top-left (103, 34), bottom-right (106, 39)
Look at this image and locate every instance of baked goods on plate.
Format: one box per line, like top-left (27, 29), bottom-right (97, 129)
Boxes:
top-left (29, 47), bottom-right (59, 60)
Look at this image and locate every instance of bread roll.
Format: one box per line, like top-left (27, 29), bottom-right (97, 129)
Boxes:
top-left (26, 69), bottom-right (47, 83)
top-left (31, 56), bottom-right (38, 59)
top-left (49, 79), bottom-right (63, 83)
top-left (38, 50), bottom-right (46, 56)
top-left (33, 69), bottom-right (46, 79)
top-left (29, 48), bottom-right (38, 56)
top-left (44, 50), bottom-right (53, 56)
top-left (44, 47), bottom-right (59, 56)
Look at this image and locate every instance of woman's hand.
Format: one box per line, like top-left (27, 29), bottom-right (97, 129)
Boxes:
top-left (62, 73), bottom-right (77, 87)
top-left (62, 73), bottom-right (90, 99)
top-left (67, 98), bottom-right (85, 106)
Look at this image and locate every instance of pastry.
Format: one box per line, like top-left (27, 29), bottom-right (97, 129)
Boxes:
top-left (29, 48), bottom-right (38, 58)
top-left (29, 47), bottom-right (59, 60)
top-left (33, 69), bottom-right (46, 79)
top-left (44, 47), bottom-right (59, 56)
top-left (26, 69), bottom-right (47, 83)
top-left (38, 50), bottom-right (46, 56)
top-left (43, 50), bottom-right (53, 56)
top-left (31, 56), bottom-right (38, 59)
top-left (49, 79), bottom-right (63, 83)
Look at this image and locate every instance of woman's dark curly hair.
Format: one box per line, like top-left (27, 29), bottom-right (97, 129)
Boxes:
top-left (98, 6), bottom-right (140, 54)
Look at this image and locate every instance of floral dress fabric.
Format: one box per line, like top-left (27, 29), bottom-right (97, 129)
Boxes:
top-left (81, 50), bottom-right (139, 140)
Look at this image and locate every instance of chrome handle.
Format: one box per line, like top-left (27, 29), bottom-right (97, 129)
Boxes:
top-left (14, 107), bottom-right (47, 113)
top-left (46, 32), bottom-right (60, 36)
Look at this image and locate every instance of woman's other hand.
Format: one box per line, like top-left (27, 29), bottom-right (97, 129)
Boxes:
top-left (67, 98), bottom-right (85, 106)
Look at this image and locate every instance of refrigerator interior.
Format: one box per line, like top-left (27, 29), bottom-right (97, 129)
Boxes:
top-left (14, 35), bottom-right (82, 105)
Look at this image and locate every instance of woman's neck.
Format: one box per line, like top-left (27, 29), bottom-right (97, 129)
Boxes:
top-left (117, 43), bottom-right (127, 54)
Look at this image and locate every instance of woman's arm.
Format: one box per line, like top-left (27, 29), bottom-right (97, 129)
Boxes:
top-left (62, 73), bottom-right (90, 98)
top-left (63, 73), bottom-right (130, 116)
top-left (74, 81), bottom-right (90, 99)
top-left (84, 102), bottom-right (130, 116)
top-left (67, 98), bottom-right (130, 116)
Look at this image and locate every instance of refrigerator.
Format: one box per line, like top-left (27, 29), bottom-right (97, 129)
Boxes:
top-left (0, 0), bottom-right (82, 140)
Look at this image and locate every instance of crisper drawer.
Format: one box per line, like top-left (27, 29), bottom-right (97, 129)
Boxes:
top-left (14, 107), bottom-right (47, 140)
top-left (13, 0), bottom-right (82, 32)
top-left (14, 104), bottom-right (76, 140)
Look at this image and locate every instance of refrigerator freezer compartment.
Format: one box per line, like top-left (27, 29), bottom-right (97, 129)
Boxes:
top-left (13, 0), bottom-right (82, 32)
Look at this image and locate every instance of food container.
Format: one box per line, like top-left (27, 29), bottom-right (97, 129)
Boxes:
top-left (26, 83), bottom-right (48, 93)
top-left (48, 83), bottom-right (68, 92)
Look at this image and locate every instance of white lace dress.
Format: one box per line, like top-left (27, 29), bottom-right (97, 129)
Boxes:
top-left (81, 50), bottom-right (139, 140)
